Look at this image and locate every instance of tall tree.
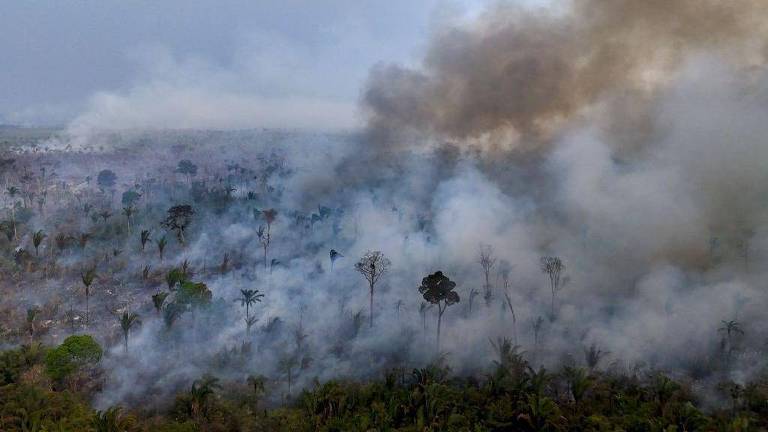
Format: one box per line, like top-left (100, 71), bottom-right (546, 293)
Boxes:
top-left (540, 256), bottom-right (566, 319)
top-left (32, 229), bottom-right (46, 256)
top-left (355, 251), bottom-right (391, 328)
top-left (119, 312), bottom-right (141, 353)
top-left (140, 229), bottom-right (151, 252)
top-left (418, 271), bottom-right (460, 351)
top-left (162, 205), bottom-right (194, 245)
top-left (479, 244), bottom-right (496, 306)
top-left (237, 289), bottom-right (265, 336)
top-left (81, 267), bottom-right (97, 327)
top-left (152, 292), bottom-right (169, 316)
top-left (256, 209), bottom-right (277, 270)
top-left (5, 186), bottom-right (19, 241)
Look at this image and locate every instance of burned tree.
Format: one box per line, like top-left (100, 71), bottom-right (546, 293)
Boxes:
top-left (256, 208), bottom-right (277, 270)
top-left (418, 271), bottom-right (460, 351)
top-left (540, 256), bottom-right (566, 319)
top-left (355, 251), bottom-right (391, 328)
top-left (163, 205), bottom-right (194, 245)
top-left (479, 244), bottom-right (497, 306)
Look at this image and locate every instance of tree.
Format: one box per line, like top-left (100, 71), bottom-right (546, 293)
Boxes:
top-left (257, 209), bottom-right (277, 270)
top-left (278, 355), bottom-right (299, 396)
top-left (176, 280), bottom-right (212, 313)
top-left (479, 244), bottom-right (496, 306)
top-left (355, 251), bottom-right (391, 328)
top-left (122, 206), bottom-right (135, 232)
top-left (499, 261), bottom-right (517, 344)
top-left (176, 160), bottom-right (198, 184)
top-left (45, 334), bottom-right (102, 382)
top-left (156, 235), bottom-right (167, 261)
top-left (81, 268), bottom-right (97, 327)
top-left (418, 271), bottom-right (460, 351)
top-left (163, 205), bottom-right (194, 245)
top-left (5, 186), bottom-right (19, 241)
top-left (419, 302), bottom-right (433, 333)
top-left (540, 256), bottom-right (566, 319)
top-left (329, 249), bottom-right (343, 270)
top-left (140, 229), bottom-right (151, 252)
top-left (93, 406), bottom-right (137, 432)
top-left (152, 292), bottom-right (168, 316)
top-left (119, 312), bottom-right (141, 353)
top-left (719, 320), bottom-right (744, 364)
top-left (121, 190), bottom-right (141, 207)
top-left (189, 374), bottom-right (220, 420)
top-left (97, 169), bottom-right (117, 190)
top-left (26, 307), bottom-right (40, 342)
top-left (237, 289), bottom-right (264, 336)
top-left (32, 229), bottom-right (45, 256)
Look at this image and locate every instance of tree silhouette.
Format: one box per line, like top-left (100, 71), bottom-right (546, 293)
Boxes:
top-left (278, 355), bottom-right (299, 396)
top-left (140, 229), bottom-right (151, 252)
top-left (355, 251), bottom-right (391, 328)
top-left (257, 208), bottom-right (277, 270)
top-left (122, 206), bottom-right (135, 233)
top-left (26, 307), bottom-right (40, 342)
top-left (540, 256), bottom-right (566, 319)
top-left (176, 159), bottom-right (198, 185)
top-left (479, 244), bottom-right (496, 306)
top-left (418, 271), bottom-right (460, 351)
top-left (32, 229), bottom-right (45, 256)
top-left (189, 374), bottom-right (220, 421)
top-left (152, 292), bottom-right (168, 316)
top-left (237, 289), bottom-right (264, 336)
top-left (119, 312), bottom-right (141, 353)
top-left (81, 267), bottom-right (97, 327)
top-left (156, 235), bottom-right (167, 261)
top-left (163, 205), bottom-right (194, 245)
top-left (329, 249), bottom-right (343, 270)
top-left (5, 186), bottom-right (19, 241)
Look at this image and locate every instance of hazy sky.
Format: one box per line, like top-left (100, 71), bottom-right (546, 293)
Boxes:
top-left (0, 0), bottom-right (501, 129)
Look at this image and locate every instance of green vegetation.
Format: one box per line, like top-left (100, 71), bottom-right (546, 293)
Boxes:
top-left (2, 339), bottom-right (768, 431)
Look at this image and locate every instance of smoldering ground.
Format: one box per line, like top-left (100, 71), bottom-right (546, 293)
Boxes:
top-left (5, 0), bottom-right (768, 412)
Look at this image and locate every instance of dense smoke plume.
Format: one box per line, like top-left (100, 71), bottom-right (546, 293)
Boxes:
top-left (365, 0), bottom-right (768, 154)
top-left (5, 0), bottom-right (768, 413)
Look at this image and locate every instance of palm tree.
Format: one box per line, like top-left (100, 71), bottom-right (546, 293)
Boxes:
top-left (237, 289), bottom-right (264, 336)
top-left (140, 229), bottom-right (151, 252)
top-left (26, 307), bottom-right (40, 342)
top-left (156, 235), bottom-right (167, 261)
top-left (152, 292), bottom-right (169, 316)
top-left (92, 406), bottom-right (137, 432)
top-left (719, 320), bottom-right (744, 363)
top-left (122, 206), bottom-right (135, 233)
top-left (278, 355), bottom-right (299, 396)
top-left (5, 186), bottom-right (20, 241)
top-left (81, 267), bottom-right (97, 327)
top-left (119, 312), bottom-right (141, 353)
top-left (246, 374), bottom-right (267, 410)
top-left (32, 229), bottom-right (45, 256)
top-left (189, 375), bottom-right (220, 420)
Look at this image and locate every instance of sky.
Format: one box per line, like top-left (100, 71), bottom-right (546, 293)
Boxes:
top-left (0, 0), bottom-right (502, 129)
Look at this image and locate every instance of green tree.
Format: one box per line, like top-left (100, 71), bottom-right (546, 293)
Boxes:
top-left (45, 334), bottom-right (102, 382)
top-left (152, 292), bottom-right (169, 316)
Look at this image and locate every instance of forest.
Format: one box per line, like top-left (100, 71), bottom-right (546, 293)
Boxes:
top-left (6, 0), bottom-right (768, 431)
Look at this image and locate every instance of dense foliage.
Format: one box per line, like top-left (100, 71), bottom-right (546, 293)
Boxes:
top-left (2, 340), bottom-right (768, 431)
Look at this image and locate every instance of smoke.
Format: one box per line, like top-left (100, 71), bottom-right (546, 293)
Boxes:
top-left (364, 0), bottom-right (768, 154)
top-left (9, 0), bottom-right (768, 412)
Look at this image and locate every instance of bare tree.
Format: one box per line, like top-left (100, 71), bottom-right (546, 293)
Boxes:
top-left (479, 244), bottom-right (497, 306)
top-left (354, 251), bottom-right (391, 328)
top-left (498, 260), bottom-right (517, 345)
top-left (256, 209), bottom-right (277, 270)
top-left (540, 256), bottom-right (566, 319)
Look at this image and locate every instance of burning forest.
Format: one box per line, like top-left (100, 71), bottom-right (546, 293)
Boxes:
top-left (3, 0), bottom-right (768, 430)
